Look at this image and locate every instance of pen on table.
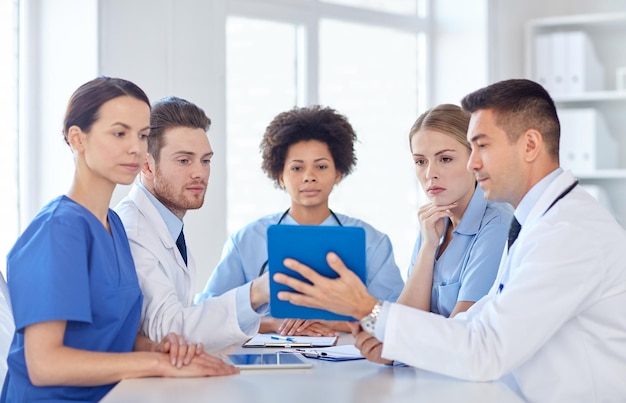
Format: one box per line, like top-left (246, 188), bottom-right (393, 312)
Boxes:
top-left (271, 335), bottom-right (296, 342)
top-left (296, 349), bottom-right (327, 358)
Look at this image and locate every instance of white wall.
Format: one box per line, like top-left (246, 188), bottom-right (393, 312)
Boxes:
top-left (20, 0), bottom-right (98, 225)
top-left (431, 0), bottom-right (489, 105)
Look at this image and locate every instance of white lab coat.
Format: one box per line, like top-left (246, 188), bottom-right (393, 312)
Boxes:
top-left (115, 185), bottom-right (259, 352)
top-left (380, 171), bottom-right (626, 402)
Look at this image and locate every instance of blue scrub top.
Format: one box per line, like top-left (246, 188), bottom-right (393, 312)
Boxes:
top-left (198, 211), bottom-right (405, 304)
top-left (408, 187), bottom-right (513, 317)
top-left (2, 196), bottom-right (143, 402)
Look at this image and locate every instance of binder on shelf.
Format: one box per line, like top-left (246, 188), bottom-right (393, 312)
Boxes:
top-left (566, 31), bottom-right (604, 93)
top-left (533, 33), bottom-right (553, 89)
top-left (549, 32), bottom-right (569, 95)
top-left (537, 31), bottom-right (605, 95)
top-left (558, 108), bottom-right (617, 172)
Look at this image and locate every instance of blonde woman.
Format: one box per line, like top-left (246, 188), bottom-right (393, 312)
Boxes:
top-left (398, 104), bottom-right (512, 317)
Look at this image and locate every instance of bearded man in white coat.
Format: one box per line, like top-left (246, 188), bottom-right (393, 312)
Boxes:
top-left (116, 96), bottom-right (268, 352)
top-left (273, 79), bottom-right (626, 402)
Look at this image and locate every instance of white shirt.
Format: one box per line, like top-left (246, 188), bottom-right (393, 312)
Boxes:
top-left (115, 184), bottom-right (264, 352)
top-left (376, 170), bottom-right (626, 402)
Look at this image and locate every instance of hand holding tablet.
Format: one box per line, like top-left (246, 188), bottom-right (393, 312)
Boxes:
top-left (267, 225), bottom-right (367, 321)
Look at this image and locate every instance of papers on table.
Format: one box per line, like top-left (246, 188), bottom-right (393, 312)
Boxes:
top-left (293, 344), bottom-right (365, 362)
top-left (243, 333), bottom-right (338, 348)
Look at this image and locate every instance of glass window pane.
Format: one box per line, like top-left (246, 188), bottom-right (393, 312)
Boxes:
top-left (319, 19), bottom-right (420, 274)
top-left (322, 0), bottom-right (417, 15)
top-left (226, 17), bottom-right (298, 233)
top-left (0, 0), bottom-right (19, 277)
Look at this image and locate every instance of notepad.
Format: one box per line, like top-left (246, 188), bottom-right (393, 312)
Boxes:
top-left (243, 333), bottom-right (338, 348)
top-left (267, 224), bottom-right (367, 321)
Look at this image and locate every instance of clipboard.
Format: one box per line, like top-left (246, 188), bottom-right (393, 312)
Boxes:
top-left (243, 333), bottom-right (337, 348)
top-left (267, 224), bottom-right (366, 321)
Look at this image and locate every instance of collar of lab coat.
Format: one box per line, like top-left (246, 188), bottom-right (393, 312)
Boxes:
top-left (523, 169), bottom-right (578, 229)
top-left (134, 182), bottom-right (184, 242)
top-left (128, 184), bottom-right (178, 250)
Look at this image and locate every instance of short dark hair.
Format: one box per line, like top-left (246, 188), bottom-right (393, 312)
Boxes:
top-left (461, 78), bottom-right (560, 158)
top-left (148, 96), bottom-right (211, 162)
top-left (62, 76), bottom-right (150, 146)
top-left (260, 105), bottom-right (357, 186)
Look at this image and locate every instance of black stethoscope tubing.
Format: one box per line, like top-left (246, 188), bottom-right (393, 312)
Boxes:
top-left (258, 208), bottom-right (343, 276)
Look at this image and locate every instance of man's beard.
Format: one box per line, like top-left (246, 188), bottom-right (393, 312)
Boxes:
top-left (153, 172), bottom-right (206, 214)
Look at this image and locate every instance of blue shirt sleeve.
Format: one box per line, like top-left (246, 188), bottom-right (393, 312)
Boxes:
top-left (8, 216), bottom-right (92, 331)
top-left (364, 232), bottom-right (405, 302)
top-left (197, 234), bottom-right (248, 300)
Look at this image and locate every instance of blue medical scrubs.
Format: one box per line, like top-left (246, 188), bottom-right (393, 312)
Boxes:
top-left (2, 196), bottom-right (142, 402)
top-left (198, 211), bottom-right (405, 304)
top-left (408, 187), bottom-right (513, 317)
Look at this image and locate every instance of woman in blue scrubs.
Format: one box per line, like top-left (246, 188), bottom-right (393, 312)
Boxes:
top-left (398, 104), bottom-right (513, 318)
top-left (198, 105), bottom-right (405, 336)
top-left (2, 77), bottom-right (238, 402)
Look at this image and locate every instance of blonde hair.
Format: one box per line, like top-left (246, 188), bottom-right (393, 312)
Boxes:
top-left (408, 104), bottom-right (471, 151)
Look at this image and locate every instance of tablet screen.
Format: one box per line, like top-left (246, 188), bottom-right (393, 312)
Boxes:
top-left (267, 224), bottom-right (367, 321)
top-left (227, 353), bottom-right (313, 369)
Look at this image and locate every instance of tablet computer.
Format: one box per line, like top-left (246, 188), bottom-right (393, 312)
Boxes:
top-left (226, 352), bottom-right (313, 370)
top-left (267, 224), bottom-right (366, 321)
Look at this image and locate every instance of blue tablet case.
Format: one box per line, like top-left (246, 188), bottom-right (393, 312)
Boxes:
top-left (267, 224), bottom-right (366, 321)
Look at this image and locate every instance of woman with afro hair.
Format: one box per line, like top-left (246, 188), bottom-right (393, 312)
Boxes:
top-left (198, 105), bottom-right (404, 336)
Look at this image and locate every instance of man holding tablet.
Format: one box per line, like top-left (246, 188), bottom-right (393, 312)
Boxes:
top-left (267, 224), bottom-right (366, 321)
top-left (273, 79), bottom-right (626, 402)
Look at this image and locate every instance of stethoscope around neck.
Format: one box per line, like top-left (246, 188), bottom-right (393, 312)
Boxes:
top-left (257, 208), bottom-right (343, 276)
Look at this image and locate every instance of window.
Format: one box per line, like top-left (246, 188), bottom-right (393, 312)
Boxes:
top-left (226, 17), bottom-right (298, 231)
top-left (226, 0), bottom-right (427, 275)
top-left (318, 19), bottom-right (421, 274)
top-left (0, 0), bottom-right (19, 277)
top-left (321, 0), bottom-right (418, 15)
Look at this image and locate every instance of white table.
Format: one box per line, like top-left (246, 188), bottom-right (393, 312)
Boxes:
top-left (101, 335), bottom-right (525, 403)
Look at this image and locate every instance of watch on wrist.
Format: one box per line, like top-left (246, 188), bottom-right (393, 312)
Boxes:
top-left (360, 300), bottom-right (383, 335)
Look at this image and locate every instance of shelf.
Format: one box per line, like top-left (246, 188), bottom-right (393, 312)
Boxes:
top-left (527, 13), bottom-right (626, 30)
top-left (553, 90), bottom-right (626, 103)
top-left (574, 170), bottom-right (626, 179)
top-left (525, 12), bottom-right (626, 229)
